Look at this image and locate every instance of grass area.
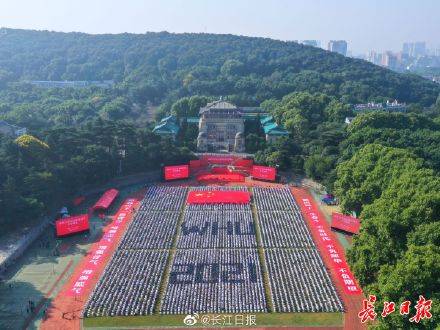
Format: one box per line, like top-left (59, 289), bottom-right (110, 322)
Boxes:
top-left (83, 312), bottom-right (343, 328)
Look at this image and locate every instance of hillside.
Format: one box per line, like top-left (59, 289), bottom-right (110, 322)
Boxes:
top-left (0, 28), bottom-right (439, 110)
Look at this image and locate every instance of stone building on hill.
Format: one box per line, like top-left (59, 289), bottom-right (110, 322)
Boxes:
top-left (197, 101), bottom-right (245, 153)
top-left (153, 100), bottom-right (289, 153)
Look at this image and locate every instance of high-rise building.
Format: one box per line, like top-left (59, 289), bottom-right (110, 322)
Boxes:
top-left (402, 42), bottom-right (412, 55)
top-left (300, 40), bottom-right (320, 48)
top-left (367, 51), bottom-right (382, 65)
top-left (381, 51), bottom-right (398, 69)
top-left (327, 40), bottom-right (347, 56)
top-left (402, 42), bottom-right (426, 58)
top-left (413, 42), bottom-right (426, 57)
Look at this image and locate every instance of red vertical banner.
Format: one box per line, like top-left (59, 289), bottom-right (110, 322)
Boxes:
top-left (64, 198), bottom-right (139, 296)
top-left (293, 189), bottom-right (362, 295)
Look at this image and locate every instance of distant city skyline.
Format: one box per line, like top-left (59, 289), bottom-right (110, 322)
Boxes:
top-left (0, 0), bottom-right (439, 54)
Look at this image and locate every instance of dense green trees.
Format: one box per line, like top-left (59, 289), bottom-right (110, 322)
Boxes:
top-left (339, 113), bottom-right (440, 171)
top-left (0, 121), bottom-right (192, 230)
top-left (253, 92), bottom-right (347, 183)
top-left (373, 245), bottom-right (440, 329)
top-left (254, 137), bottom-right (302, 171)
top-left (336, 145), bottom-right (440, 328)
top-left (3, 27), bottom-right (436, 104)
top-left (0, 28), bottom-right (439, 130)
top-left (326, 107), bottom-right (440, 329)
top-left (334, 144), bottom-right (425, 214)
top-left (171, 96), bottom-right (209, 118)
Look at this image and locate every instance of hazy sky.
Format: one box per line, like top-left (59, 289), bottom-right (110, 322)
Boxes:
top-left (0, 0), bottom-right (439, 54)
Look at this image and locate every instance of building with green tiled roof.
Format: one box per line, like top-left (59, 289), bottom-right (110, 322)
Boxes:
top-left (152, 115), bottom-right (180, 139)
top-left (153, 104), bottom-right (288, 147)
top-left (260, 116), bottom-right (289, 143)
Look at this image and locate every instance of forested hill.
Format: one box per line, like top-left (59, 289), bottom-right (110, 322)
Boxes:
top-left (0, 27), bottom-right (439, 106)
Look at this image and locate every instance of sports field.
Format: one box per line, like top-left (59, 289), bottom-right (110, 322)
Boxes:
top-left (1, 180), bottom-right (363, 329)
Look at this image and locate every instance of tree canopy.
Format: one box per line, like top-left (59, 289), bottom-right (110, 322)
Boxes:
top-left (0, 121), bottom-right (193, 230)
top-left (0, 28), bottom-right (439, 130)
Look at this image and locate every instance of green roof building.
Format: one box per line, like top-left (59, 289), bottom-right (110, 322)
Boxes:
top-left (260, 116), bottom-right (289, 143)
top-left (152, 115), bottom-right (180, 139)
top-left (153, 107), bottom-right (288, 148)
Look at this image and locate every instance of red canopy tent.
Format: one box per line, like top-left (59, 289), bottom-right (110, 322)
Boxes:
top-left (92, 189), bottom-right (119, 211)
top-left (187, 190), bottom-right (250, 204)
top-left (331, 213), bottom-right (360, 234)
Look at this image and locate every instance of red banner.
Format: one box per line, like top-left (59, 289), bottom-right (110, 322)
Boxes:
top-left (252, 165), bottom-right (276, 181)
top-left (196, 174), bottom-right (245, 183)
top-left (56, 214), bottom-right (89, 237)
top-left (235, 159), bottom-right (253, 167)
top-left (201, 155), bottom-right (236, 164)
top-left (164, 165), bottom-right (190, 180)
top-left (293, 189), bottom-right (362, 295)
top-left (187, 190), bottom-right (250, 204)
top-left (92, 189), bottom-right (119, 211)
top-left (331, 213), bottom-right (360, 234)
top-left (65, 198), bottom-right (139, 296)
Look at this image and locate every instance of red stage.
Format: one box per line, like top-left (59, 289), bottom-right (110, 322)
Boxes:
top-left (197, 173), bottom-right (245, 183)
top-left (252, 165), bottom-right (276, 181)
top-left (189, 156), bottom-right (254, 180)
top-left (211, 167), bottom-right (236, 174)
top-left (92, 189), bottom-right (119, 211)
top-left (164, 164), bottom-right (190, 180)
top-left (187, 190), bottom-right (251, 204)
top-left (331, 213), bottom-right (360, 234)
top-left (56, 214), bottom-right (90, 237)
